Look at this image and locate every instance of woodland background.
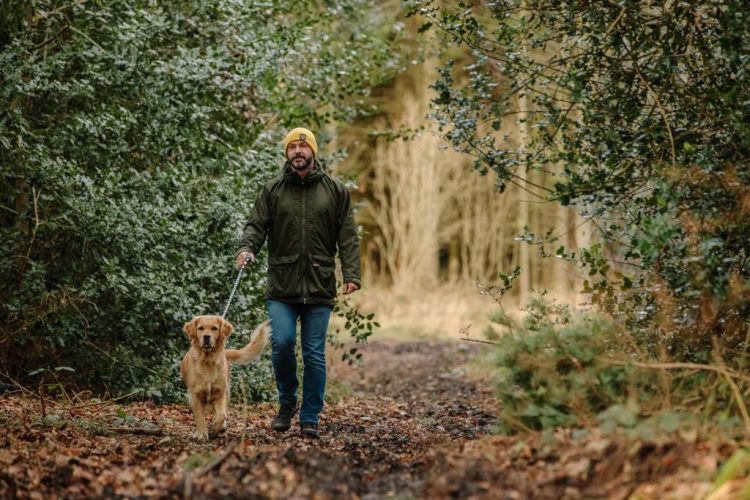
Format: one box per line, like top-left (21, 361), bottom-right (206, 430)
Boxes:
top-left (2, 0), bottom-right (750, 472)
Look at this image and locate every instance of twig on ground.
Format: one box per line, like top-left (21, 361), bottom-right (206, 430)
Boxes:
top-left (108, 426), bottom-right (163, 436)
top-left (604, 358), bottom-right (750, 438)
top-left (0, 374), bottom-right (141, 419)
top-left (460, 337), bottom-right (501, 346)
top-left (64, 389), bottom-right (144, 410)
top-left (182, 440), bottom-right (239, 499)
top-left (0, 369), bottom-right (57, 402)
top-left (602, 359), bottom-right (750, 384)
top-left (720, 371), bottom-right (750, 438)
top-left (712, 338), bottom-right (750, 438)
top-left (195, 441), bottom-right (238, 477)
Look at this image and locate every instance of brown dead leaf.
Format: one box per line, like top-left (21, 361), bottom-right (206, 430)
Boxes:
top-left (265, 460), bottom-right (280, 476)
top-left (0, 341), bottom-right (739, 500)
top-left (565, 457), bottom-right (591, 479)
top-left (54, 454), bottom-right (71, 468)
top-left (115, 469), bottom-right (136, 484)
top-left (585, 437), bottom-right (614, 456)
top-left (72, 465), bottom-right (95, 482)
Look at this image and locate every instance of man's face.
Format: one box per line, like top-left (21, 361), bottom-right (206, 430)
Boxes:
top-left (286, 140), bottom-right (314, 170)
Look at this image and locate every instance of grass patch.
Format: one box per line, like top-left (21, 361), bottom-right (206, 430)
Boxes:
top-left (325, 379), bottom-right (354, 404)
top-left (182, 452), bottom-right (216, 471)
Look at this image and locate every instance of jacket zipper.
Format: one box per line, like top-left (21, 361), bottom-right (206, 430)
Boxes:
top-left (301, 180), bottom-right (307, 304)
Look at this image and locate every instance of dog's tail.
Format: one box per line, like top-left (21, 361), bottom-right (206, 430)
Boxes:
top-left (225, 320), bottom-right (270, 365)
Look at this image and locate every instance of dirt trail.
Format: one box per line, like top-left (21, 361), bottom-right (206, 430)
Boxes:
top-left (0, 340), bottom-right (498, 498)
top-left (0, 340), bottom-right (732, 498)
top-left (189, 340), bottom-right (499, 498)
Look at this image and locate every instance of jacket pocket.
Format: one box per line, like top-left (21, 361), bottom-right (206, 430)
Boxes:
top-left (267, 253), bottom-right (301, 298)
top-left (308, 254), bottom-right (336, 298)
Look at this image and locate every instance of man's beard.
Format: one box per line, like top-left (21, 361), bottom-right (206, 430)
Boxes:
top-left (291, 156), bottom-right (312, 170)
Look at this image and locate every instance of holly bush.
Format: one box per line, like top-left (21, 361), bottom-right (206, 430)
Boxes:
top-left (1, 0), bottom-right (400, 398)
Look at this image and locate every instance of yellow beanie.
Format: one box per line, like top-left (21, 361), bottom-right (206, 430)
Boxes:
top-left (282, 127), bottom-right (318, 157)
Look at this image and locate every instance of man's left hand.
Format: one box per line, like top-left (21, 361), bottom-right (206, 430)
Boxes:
top-left (342, 282), bottom-right (360, 295)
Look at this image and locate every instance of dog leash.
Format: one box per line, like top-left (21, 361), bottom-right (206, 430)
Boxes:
top-left (220, 254), bottom-right (253, 318)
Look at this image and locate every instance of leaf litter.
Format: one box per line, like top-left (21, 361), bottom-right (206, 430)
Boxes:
top-left (0, 341), bottom-right (736, 498)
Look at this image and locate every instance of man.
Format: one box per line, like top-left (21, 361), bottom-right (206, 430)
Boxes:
top-left (236, 127), bottom-right (361, 439)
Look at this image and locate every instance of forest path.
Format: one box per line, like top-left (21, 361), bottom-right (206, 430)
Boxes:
top-left (0, 340), bottom-right (499, 498)
top-left (0, 340), bottom-right (728, 498)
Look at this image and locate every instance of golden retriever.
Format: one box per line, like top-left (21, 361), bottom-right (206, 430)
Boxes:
top-left (181, 315), bottom-right (269, 441)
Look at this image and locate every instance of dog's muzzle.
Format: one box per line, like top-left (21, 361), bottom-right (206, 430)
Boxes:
top-left (201, 335), bottom-right (213, 351)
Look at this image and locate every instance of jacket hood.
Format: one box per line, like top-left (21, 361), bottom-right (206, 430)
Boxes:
top-left (283, 159), bottom-right (325, 185)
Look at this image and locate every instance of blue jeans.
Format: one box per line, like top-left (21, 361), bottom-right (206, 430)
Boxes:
top-left (266, 300), bottom-right (332, 425)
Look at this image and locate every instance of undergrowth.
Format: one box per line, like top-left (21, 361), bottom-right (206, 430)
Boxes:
top-left (490, 295), bottom-right (750, 441)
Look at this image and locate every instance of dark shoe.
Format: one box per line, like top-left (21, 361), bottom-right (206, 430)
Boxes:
top-left (300, 422), bottom-right (319, 439)
top-left (271, 404), bottom-right (297, 432)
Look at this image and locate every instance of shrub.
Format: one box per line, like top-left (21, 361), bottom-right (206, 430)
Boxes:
top-left (493, 296), bottom-right (750, 437)
top-left (0, 0), bottom-right (400, 399)
top-left (494, 306), bottom-right (657, 431)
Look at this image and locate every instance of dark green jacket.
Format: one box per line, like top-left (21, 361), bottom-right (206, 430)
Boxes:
top-left (238, 161), bottom-right (361, 305)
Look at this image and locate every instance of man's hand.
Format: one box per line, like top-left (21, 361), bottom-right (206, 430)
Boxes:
top-left (236, 251), bottom-right (256, 269)
top-left (342, 282), bottom-right (360, 295)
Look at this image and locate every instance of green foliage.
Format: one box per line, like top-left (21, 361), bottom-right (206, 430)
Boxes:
top-left (711, 448), bottom-right (750, 497)
top-left (408, 0), bottom-right (750, 360)
top-left (1, 1), bottom-right (401, 398)
top-left (495, 308), bottom-right (655, 431)
top-left (492, 295), bottom-right (750, 436)
top-left (182, 452), bottom-right (216, 471)
top-left (330, 292), bottom-right (379, 365)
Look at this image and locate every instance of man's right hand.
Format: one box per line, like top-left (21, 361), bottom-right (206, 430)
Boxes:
top-left (236, 251), bottom-right (256, 269)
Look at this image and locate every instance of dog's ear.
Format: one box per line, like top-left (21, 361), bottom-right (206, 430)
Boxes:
top-left (183, 318), bottom-right (197, 340)
top-left (219, 318), bottom-right (234, 340)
